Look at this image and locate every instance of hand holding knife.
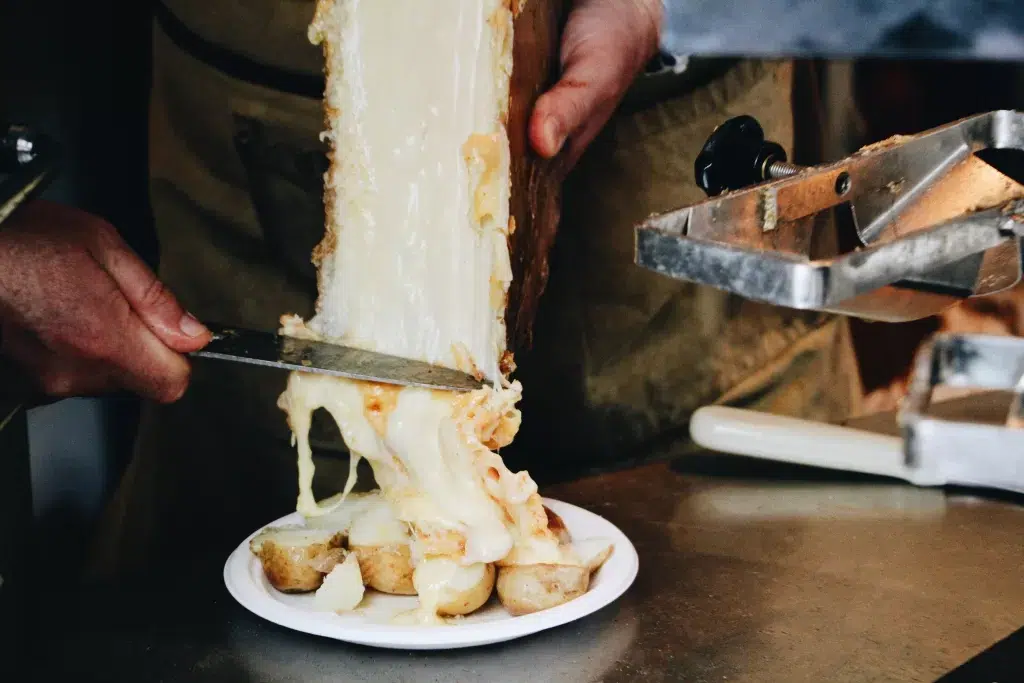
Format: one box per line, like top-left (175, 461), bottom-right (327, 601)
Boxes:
top-left (0, 123), bottom-right (482, 410)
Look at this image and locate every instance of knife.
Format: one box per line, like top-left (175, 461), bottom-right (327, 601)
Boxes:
top-left (190, 324), bottom-right (485, 392)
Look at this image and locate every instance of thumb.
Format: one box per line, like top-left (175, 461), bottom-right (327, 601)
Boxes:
top-left (530, 40), bottom-right (628, 164)
top-left (87, 222), bottom-right (211, 353)
top-left (530, 0), bottom-right (662, 166)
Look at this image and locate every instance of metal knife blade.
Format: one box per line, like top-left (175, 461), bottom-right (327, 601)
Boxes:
top-left (190, 324), bottom-right (485, 392)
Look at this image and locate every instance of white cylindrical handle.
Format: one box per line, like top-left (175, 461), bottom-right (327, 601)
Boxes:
top-left (689, 406), bottom-right (913, 482)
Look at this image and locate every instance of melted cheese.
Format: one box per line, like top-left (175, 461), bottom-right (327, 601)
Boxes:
top-left (279, 0), bottom-right (566, 621)
top-left (411, 558), bottom-right (489, 624)
top-left (347, 496), bottom-right (410, 547)
top-left (279, 371), bottom-right (561, 567)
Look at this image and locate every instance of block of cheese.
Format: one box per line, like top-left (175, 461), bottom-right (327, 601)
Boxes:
top-left (275, 0), bottom-right (582, 622)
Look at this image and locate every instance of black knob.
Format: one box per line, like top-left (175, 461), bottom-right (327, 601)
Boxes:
top-left (695, 115), bottom-right (788, 197)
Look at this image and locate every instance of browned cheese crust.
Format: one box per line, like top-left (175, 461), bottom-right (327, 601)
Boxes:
top-left (309, 0), bottom-right (340, 320)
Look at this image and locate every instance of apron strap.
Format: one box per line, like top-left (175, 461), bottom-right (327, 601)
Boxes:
top-left (154, 1), bottom-right (323, 99)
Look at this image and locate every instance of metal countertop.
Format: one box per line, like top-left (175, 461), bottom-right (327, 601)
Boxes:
top-left (31, 457), bottom-right (1024, 682)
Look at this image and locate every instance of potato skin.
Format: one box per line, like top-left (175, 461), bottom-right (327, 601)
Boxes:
top-left (437, 563), bottom-right (496, 617)
top-left (351, 544), bottom-right (417, 595)
top-left (496, 563), bottom-right (589, 616)
top-left (543, 506), bottom-right (572, 545)
top-left (255, 536), bottom-right (341, 593)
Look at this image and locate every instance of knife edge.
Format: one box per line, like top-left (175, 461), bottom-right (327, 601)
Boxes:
top-left (189, 324), bottom-right (486, 392)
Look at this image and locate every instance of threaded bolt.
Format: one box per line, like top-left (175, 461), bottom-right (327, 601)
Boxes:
top-left (766, 160), bottom-right (803, 180)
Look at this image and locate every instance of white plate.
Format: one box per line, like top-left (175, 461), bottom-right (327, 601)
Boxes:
top-left (223, 498), bottom-right (639, 650)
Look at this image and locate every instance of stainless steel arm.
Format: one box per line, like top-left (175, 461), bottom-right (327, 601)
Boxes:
top-left (634, 110), bottom-right (1024, 322)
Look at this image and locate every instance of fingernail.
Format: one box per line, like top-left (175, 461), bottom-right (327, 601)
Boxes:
top-left (545, 116), bottom-right (566, 155)
top-left (179, 312), bottom-right (207, 338)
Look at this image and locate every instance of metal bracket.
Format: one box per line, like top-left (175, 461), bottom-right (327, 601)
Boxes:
top-left (900, 334), bottom-right (1024, 489)
top-left (635, 110), bottom-right (1024, 322)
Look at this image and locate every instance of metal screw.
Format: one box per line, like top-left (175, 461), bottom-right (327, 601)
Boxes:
top-left (834, 171), bottom-right (852, 195)
top-left (766, 160), bottom-right (803, 180)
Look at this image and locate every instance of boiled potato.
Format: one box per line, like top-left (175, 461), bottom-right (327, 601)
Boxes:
top-left (414, 559), bottom-right (496, 617)
top-left (347, 495), bottom-right (416, 594)
top-left (497, 539), bottom-right (615, 616)
top-left (313, 551), bottom-right (365, 613)
top-left (571, 538), bottom-right (614, 572)
top-left (496, 563), bottom-right (589, 616)
top-left (543, 505), bottom-right (572, 545)
top-left (413, 527), bottom-right (467, 558)
top-left (249, 526), bottom-right (342, 593)
top-left (437, 563), bottom-right (496, 616)
top-left (351, 544), bottom-right (417, 595)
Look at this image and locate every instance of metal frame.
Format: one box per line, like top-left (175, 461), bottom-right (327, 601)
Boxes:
top-left (635, 110), bottom-right (1024, 321)
top-left (900, 333), bottom-right (1024, 491)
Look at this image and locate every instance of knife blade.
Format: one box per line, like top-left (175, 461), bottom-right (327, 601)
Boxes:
top-left (190, 324), bottom-right (485, 392)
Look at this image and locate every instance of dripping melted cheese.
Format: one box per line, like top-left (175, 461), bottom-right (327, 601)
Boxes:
top-left (278, 0), bottom-right (565, 623)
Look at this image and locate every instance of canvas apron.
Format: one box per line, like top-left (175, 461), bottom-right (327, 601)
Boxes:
top-left (88, 1), bottom-right (862, 578)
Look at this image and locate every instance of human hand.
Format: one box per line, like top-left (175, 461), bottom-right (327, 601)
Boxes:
top-left (530, 0), bottom-right (663, 169)
top-left (0, 200), bottom-right (211, 403)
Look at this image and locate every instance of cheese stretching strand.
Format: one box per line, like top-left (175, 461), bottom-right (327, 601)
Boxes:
top-left (277, 0), bottom-right (565, 622)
